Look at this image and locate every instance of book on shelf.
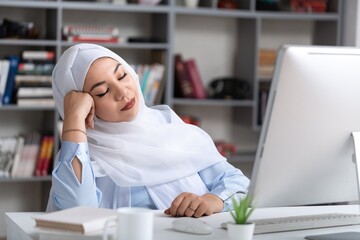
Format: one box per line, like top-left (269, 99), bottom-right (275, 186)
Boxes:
top-left (34, 135), bottom-right (50, 177)
top-left (9, 136), bottom-right (25, 178)
top-left (0, 59), bottom-right (10, 102)
top-left (0, 137), bottom-right (18, 178)
top-left (184, 58), bottom-right (206, 99)
top-left (258, 48), bottom-right (276, 79)
top-left (22, 50), bottom-right (55, 62)
top-left (142, 64), bottom-right (165, 105)
top-left (2, 55), bottom-right (20, 105)
top-left (174, 54), bottom-right (194, 98)
top-left (18, 62), bottom-right (54, 75)
top-left (17, 87), bottom-right (53, 98)
top-left (134, 63), bottom-right (165, 106)
top-left (17, 98), bottom-right (55, 107)
top-left (33, 206), bottom-right (117, 234)
top-left (40, 135), bottom-right (54, 176)
top-left (63, 25), bottom-right (123, 43)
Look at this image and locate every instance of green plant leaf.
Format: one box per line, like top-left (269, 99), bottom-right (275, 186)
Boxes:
top-left (228, 194), bottom-right (255, 224)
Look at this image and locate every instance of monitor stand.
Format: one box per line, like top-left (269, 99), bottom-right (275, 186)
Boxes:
top-left (304, 132), bottom-right (360, 240)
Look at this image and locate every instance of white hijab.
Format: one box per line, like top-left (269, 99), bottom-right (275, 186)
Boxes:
top-left (52, 43), bottom-right (226, 188)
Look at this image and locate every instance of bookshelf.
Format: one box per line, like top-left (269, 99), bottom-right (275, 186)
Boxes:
top-left (0, 0), bottom-right (344, 237)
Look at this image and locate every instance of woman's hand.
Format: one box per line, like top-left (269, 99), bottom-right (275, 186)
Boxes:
top-left (63, 91), bottom-right (95, 130)
top-left (164, 192), bottom-right (224, 218)
top-left (62, 91), bottom-right (95, 143)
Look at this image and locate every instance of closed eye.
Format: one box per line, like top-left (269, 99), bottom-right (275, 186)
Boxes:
top-left (118, 72), bottom-right (127, 81)
top-left (96, 88), bottom-right (110, 97)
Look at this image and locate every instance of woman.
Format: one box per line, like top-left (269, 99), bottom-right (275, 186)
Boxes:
top-left (47, 43), bottom-right (250, 217)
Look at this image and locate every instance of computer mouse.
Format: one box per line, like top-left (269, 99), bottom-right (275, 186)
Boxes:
top-left (172, 218), bottom-right (213, 235)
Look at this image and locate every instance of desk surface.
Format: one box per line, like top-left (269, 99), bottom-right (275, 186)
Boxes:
top-left (5, 205), bottom-right (360, 240)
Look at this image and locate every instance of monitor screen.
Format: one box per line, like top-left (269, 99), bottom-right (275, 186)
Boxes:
top-left (249, 45), bottom-right (360, 207)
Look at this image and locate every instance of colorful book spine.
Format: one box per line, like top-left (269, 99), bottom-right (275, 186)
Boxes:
top-left (41, 135), bottom-right (54, 176)
top-left (2, 56), bottom-right (20, 105)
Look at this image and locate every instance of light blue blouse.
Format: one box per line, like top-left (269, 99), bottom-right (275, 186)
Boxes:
top-left (47, 141), bottom-right (250, 212)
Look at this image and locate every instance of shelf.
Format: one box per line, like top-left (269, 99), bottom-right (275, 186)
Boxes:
top-left (0, 176), bottom-right (52, 183)
top-left (0, 1), bottom-right (58, 9)
top-left (0, 105), bottom-right (55, 111)
top-left (172, 98), bottom-right (254, 107)
top-left (0, 39), bottom-right (58, 46)
top-left (174, 7), bottom-right (339, 20)
top-left (60, 41), bottom-right (170, 50)
top-left (227, 152), bottom-right (256, 163)
top-left (61, 1), bottom-right (170, 13)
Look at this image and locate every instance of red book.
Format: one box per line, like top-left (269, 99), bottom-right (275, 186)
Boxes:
top-left (174, 54), bottom-right (194, 98)
top-left (41, 136), bottom-right (54, 176)
top-left (34, 135), bottom-right (49, 176)
top-left (184, 59), bottom-right (206, 99)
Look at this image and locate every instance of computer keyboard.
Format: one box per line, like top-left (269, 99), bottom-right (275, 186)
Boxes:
top-left (221, 213), bottom-right (360, 234)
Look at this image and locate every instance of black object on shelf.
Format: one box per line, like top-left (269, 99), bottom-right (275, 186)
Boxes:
top-left (208, 77), bottom-right (250, 100)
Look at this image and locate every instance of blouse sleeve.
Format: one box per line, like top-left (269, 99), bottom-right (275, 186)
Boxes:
top-left (198, 161), bottom-right (250, 211)
top-left (47, 141), bottom-right (102, 211)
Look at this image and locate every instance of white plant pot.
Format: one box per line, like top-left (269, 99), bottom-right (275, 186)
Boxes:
top-left (227, 222), bottom-right (255, 240)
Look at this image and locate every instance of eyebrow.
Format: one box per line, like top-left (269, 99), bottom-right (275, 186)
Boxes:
top-left (89, 63), bottom-right (122, 92)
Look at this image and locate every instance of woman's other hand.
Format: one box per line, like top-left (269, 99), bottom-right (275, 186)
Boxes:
top-left (164, 192), bottom-right (224, 218)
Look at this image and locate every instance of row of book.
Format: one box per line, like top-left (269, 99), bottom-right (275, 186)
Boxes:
top-left (0, 50), bottom-right (55, 106)
top-left (0, 133), bottom-right (54, 178)
top-left (132, 63), bottom-right (165, 106)
top-left (174, 54), bottom-right (207, 99)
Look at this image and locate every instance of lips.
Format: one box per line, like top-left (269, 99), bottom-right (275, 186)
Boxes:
top-left (121, 97), bottom-right (135, 111)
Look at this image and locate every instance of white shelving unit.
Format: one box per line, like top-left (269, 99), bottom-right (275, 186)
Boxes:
top-left (0, 0), bottom-right (343, 237)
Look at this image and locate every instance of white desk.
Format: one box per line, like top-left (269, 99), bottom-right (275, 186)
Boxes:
top-left (5, 205), bottom-right (360, 240)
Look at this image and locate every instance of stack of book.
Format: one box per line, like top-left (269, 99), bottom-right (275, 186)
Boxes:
top-left (258, 49), bottom-right (277, 80)
top-left (16, 50), bottom-right (55, 107)
top-left (63, 25), bottom-right (124, 43)
top-left (0, 132), bottom-right (54, 178)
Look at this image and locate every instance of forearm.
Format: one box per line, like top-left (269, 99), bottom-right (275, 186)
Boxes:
top-left (199, 161), bottom-right (250, 211)
top-left (50, 142), bottom-right (101, 210)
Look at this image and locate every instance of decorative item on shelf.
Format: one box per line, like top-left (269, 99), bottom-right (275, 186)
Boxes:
top-left (256, 0), bottom-right (280, 11)
top-left (214, 141), bottom-right (236, 157)
top-left (218, 0), bottom-right (238, 10)
top-left (184, 0), bottom-right (199, 8)
top-left (131, 0), bottom-right (162, 5)
top-left (112, 0), bottom-right (127, 4)
top-left (227, 194), bottom-right (255, 240)
top-left (0, 18), bottom-right (39, 39)
top-left (180, 115), bottom-right (201, 127)
top-left (289, 0), bottom-right (328, 13)
top-left (207, 77), bottom-right (250, 100)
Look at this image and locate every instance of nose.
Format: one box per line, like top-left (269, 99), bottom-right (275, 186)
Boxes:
top-left (113, 81), bottom-right (127, 101)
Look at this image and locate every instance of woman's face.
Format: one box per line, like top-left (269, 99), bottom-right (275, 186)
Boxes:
top-left (83, 57), bottom-right (140, 122)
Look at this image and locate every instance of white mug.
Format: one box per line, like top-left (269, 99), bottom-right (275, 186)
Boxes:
top-left (103, 207), bottom-right (154, 240)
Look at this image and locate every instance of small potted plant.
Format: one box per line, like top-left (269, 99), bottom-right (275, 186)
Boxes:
top-left (227, 194), bottom-right (255, 240)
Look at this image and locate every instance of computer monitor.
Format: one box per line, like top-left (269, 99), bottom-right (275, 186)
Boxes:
top-left (249, 45), bottom-right (360, 208)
